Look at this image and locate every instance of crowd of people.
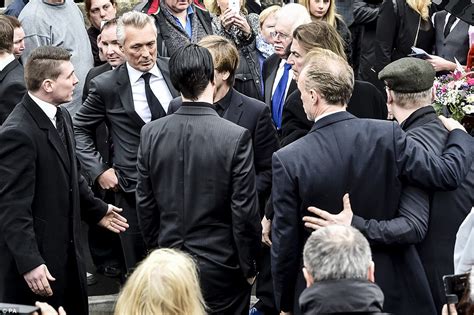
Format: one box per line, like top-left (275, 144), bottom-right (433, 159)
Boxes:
top-left (0, 0), bottom-right (473, 314)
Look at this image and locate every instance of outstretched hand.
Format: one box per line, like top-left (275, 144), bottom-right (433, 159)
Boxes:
top-left (439, 115), bottom-right (467, 132)
top-left (98, 205), bottom-right (129, 233)
top-left (303, 194), bottom-right (352, 230)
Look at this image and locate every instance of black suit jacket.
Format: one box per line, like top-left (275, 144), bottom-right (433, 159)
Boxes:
top-left (280, 80), bottom-right (388, 146)
top-left (403, 106), bottom-right (474, 313)
top-left (0, 95), bottom-right (107, 315)
top-left (82, 62), bottom-right (112, 102)
top-left (0, 59), bottom-right (26, 125)
top-left (169, 89), bottom-right (280, 214)
top-left (136, 104), bottom-right (261, 310)
top-left (271, 111), bottom-right (474, 313)
top-left (74, 58), bottom-right (178, 192)
top-left (262, 54), bottom-right (297, 109)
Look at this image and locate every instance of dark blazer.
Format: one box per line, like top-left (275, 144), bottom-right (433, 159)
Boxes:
top-left (0, 95), bottom-right (107, 315)
top-left (74, 58), bottom-right (178, 192)
top-left (169, 89), bottom-right (280, 214)
top-left (271, 111), bottom-right (474, 314)
top-left (82, 62), bottom-right (112, 102)
top-left (262, 53), bottom-right (297, 108)
top-left (280, 80), bottom-right (387, 147)
top-left (403, 106), bottom-right (474, 313)
top-left (136, 104), bottom-right (261, 312)
top-left (0, 59), bottom-right (26, 125)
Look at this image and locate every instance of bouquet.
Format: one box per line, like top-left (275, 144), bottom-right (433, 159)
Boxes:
top-left (433, 69), bottom-right (474, 122)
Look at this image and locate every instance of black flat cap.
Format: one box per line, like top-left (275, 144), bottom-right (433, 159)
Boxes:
top-left (378, 57), bottom-right (436, 93)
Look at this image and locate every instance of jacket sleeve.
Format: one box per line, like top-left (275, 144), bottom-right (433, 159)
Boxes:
top-left (352, 185), bottom-right (429, 244)
top-left (271, 152), bottom-right (301, 312)
top-left (353, 0), bottom-right (380, 25)
top-left (254, 105), bottom-right (280, 208)
top-left (0, 128), bottom-right (45, 275)
top-left (375, 0), bottom-right (397, 72)
top-left (394, 125), bottom-right (474, 190)
top-left (73, 79), bottom-right (110, 183)
top-left (231, 129), bottom-right (261, 278)
top-left (135, 126), bottom-right (161, 250)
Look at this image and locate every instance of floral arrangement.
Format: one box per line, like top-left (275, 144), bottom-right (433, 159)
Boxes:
top-left (433, 69), bottom-right (474, 122)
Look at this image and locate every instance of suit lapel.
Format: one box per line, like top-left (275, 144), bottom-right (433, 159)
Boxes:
top-left (156, 57), bottom-right (179, 97)
top-left (23, 95), bottom-right (71, 173)
top-left (223, 89), bottom-right (243, 124)
top-left (264, 55), bottom-right (280, 105)
top-left (116, 65), bottom-right (146, 127)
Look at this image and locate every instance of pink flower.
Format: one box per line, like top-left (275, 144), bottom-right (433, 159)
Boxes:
top-left (453, 71), bottom-right (462, 80)
top-left (467, 78), bottom-right (474, 86)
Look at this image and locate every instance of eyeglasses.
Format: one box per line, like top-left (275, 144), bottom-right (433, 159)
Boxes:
top-left (270, 31), bottom-right (290, 40)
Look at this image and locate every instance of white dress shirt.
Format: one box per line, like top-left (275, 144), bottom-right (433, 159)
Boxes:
top-left (29, 92), bottom-right (58, 128)
top-left (271, 59), bottom-right (293, 101)
top-left (127, 63), bottom-right (173, 123)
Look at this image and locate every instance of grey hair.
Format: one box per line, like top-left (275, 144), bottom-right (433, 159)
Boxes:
top-left (275, 3), bottom-right (311, 35)
top-left (303, 225), bottom-right (372, 282)
top-left (391, 88), bottom-right (433, 109)
top-left (116, 11), bottom-right (157, 45)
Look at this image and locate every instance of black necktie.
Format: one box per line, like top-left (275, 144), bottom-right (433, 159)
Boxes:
top-left (444, 14), bottom-right (457, 38)
top-left (55, 108), bottom-right (68, 149)
top-left (141, 72), bottom-right (166, 120)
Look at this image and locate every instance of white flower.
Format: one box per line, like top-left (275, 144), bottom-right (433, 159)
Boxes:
top-left (463, 104), bottom-right (474, 114)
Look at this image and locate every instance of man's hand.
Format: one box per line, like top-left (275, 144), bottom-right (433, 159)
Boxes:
top-left (441, 304), bottom-right (457, 315)
top-left (33, 302), bottom-right (66, 315)
top-left (97, 168), bottom-right (118, 191)
top-left (23, 264), bottom-right (55, 297)
top-left (98, 205), bottom-right (129, 233)
top-left (303, 194), bottom-right (352, 230)
top-left (261, 215), bottom-right (272, 247)
top-left (439, 115), bottom-right (467, 132)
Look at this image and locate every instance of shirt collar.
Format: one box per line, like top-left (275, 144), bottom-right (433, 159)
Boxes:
top-left (215, 88), bottom-right (233, 113)
top-left (28, 92), bottom-right (58, 122)
top-left (314, 108), bottom-right (346, 123)
top-left (0, 54), bottom-right (15, 72)
top-left (126, 62), bottom-right (162, 84)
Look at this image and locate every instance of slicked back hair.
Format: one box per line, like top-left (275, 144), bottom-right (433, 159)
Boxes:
top-left (24, 46), bottom-right (72, 92)
top-left (293, 21), bottom-right (346, 60)
top-left (169, 44), bottom-right (214, 101)
top-left (301, 48), bottom-right (354, 106)
top-left (116, 11), bottom-right (156, 45)
top-left (303, 225), bottom-right (372, 282)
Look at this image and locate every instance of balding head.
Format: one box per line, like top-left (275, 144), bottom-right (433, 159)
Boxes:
top-left (272, 3), bottom-right (311, 58)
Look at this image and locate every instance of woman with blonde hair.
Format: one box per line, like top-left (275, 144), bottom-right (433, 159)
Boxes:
top-left (114, 248), bottom-right (206, 315)
top-left (375, 0), bottom-right (434, 72)
top-left (300, 0), bottom-right (352, 62)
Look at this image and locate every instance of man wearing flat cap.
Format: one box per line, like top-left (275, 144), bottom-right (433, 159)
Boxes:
top-left (380, 57), bottom-right (474, 313)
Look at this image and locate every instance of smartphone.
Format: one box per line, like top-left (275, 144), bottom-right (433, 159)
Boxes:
top-left (409, 46), bottom-right (431, 60)
top-left (228, 0), bottom-right (240, 14)
top-left (0, 303), bottom-right (40, 314)
top-left (443, 273), bottom-right (470, 304)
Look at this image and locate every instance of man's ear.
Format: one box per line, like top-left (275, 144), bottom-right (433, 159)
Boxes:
top-left (310, 89), bottom-right (318, 106)
top-left (221, 70), bottom-right (231, 82)
top-left (42, 79), bottom-right (54, 94)
top-left (386, 88), bottom-right (393, 105)
top-left (303, 267), bottom-right (314, 288)
top-left (430, 87), bottom-right (435, 102)
top-left (367, 261), bottom-right (375, 283)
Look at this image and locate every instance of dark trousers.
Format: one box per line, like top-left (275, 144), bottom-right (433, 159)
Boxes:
top-left (88, 188), bottom-right (123, 271)
top-left (115, 191), bottom-right (146, 273)
top-left (255, 244), bottom-right (279, 315)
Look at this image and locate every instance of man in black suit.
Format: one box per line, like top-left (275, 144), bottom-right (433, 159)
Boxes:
top-left (0, 46), bottom-right (128, 315)
top-left (81, 17), bottom-right (126, 279)
top-left (74, 11), bottom-right (179, 274)
top-left (262, 4), bottom-right (310, 132)
top-left (0, 16), bottom-right (26, 125)
top-left (271, 48), bottom-right (474, 314)
top-left (136, 43), bottom-right (261, 314)
top-left (168, 36), bottom-right (280, 314)
top-left (380, 57), bottom-right (474, 313)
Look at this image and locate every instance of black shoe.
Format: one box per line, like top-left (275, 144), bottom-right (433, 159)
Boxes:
top-left (87, 272), bottom-right (97, 286)
top-left (97, 265), bottom-right (121, 278)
